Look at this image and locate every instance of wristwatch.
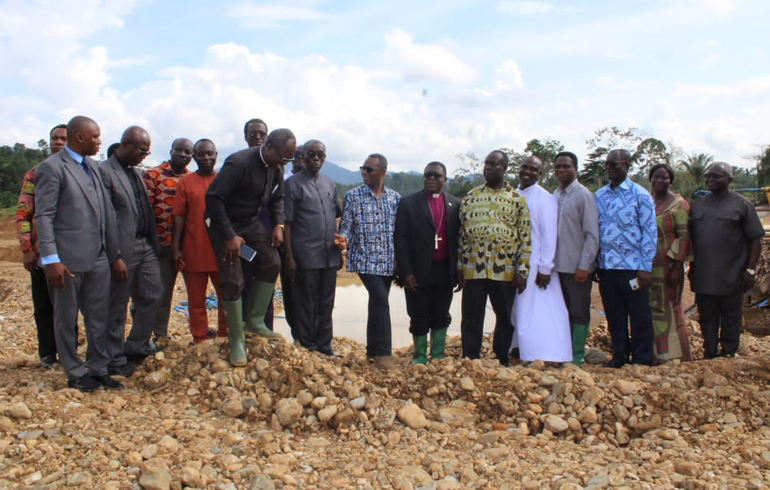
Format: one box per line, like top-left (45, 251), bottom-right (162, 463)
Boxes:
top-left (746, 268), bottom-right (756, 276)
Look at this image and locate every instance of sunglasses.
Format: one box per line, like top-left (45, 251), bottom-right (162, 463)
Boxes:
top-left (131, 143), bottom-right (151, 157)
top-left (423, 171), bottom-right (444, 179)
top-left (704, 173), bottom-right (728, 180)
top-left (360, 166), bottom-right (378, 173)
top-left (280, 156), bottom-right (295, 164)
top-left (294, 151), bottom-right (304, 159)
top-left (245, 131), bottom-right (267, 139)
top-left (306, 150), bottom-right (326, 159)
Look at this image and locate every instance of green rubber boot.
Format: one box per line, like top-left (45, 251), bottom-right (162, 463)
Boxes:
top-left (244, 281), bottom-right (282, 340)
top-left (412, 335), bottom-right (428, 364)
top-left (430, 328), bottom-right (448, 361)
top-left (222, 299), bottom-right (247, 367)
top-left (572, 324), bottom-right (589, 366)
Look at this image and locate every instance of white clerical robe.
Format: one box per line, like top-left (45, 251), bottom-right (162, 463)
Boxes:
top-left (510, 184), bottom-right (573, 362)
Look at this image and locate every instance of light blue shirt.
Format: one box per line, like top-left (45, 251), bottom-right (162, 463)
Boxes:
top-left (595, 178), bottom-right (657, 272)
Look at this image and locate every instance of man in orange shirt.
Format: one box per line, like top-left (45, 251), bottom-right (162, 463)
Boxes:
top-left (143, 139), bottom-right (193, 341)
top-left (172, 140), bottom-right (227, 343)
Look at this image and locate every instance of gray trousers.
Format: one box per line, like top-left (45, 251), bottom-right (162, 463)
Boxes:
top-left (107, 238), bottom-right (162, 366)
top-left (49, 251), bottom-right (111, 381)
top-left (153, 245), bottom-right (178, 337)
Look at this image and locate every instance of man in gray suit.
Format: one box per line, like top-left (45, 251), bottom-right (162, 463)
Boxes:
top-left (35, 116), bottom-right (124, 392)
top-left (99, 126), bottom-right (163, 372)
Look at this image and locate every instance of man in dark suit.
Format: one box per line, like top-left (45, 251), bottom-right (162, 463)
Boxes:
top-left (99, 126), bottom-right (162, 373)
top-left (205, 128), bottom-right (296, 366)
top-left (34, 116), bottom-right (123, 392)
top-left (394, 161), bottom-right (461, 364)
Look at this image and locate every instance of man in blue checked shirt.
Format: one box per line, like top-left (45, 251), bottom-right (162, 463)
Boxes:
top-left (595, 149), bottom-right (657, 368)
top-left (339, 153), bottom-right (401, 371)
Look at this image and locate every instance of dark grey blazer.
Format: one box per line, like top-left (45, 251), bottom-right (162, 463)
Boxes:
top-left (394, 189), bottom-right (462, 287)
top-left (34, 149), bottom-right (119, 272)
top-left (98, 155), bottom-right (160, 259)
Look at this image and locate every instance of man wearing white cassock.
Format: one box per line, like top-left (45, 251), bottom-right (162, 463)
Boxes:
top-left (510, 156), bottom-right (573, 362)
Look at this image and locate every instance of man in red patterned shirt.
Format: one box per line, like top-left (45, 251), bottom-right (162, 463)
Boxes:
top-left (16, 124), bottom-right (67, 368)
top-left (142, 138), bottom-right (193, 341)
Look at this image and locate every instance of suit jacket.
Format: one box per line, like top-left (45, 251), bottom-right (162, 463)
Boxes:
top-left (99, 156), bottom-right (160, 260)
top-left (34, 149), bottom-right (119, 272)
top-left (394, 189), bottom-right (462, 287)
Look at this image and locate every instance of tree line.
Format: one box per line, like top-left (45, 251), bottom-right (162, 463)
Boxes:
top-left (2, 129), bottom-right (770, 209)
top-left (451, 126), bottom-right (768, 201)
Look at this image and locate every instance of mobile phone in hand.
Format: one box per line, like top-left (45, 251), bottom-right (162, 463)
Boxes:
top-left (240, 243), bottom-right (258, 262)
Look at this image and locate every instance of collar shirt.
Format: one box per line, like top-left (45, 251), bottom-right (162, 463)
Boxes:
top-left (690, 191), bottom-right (765, 295)
top-left (284, 172), bottom-right (342, 270)
top-left (339, 184), bottom-right (400, 276)
top-left (143, 161), bottom-right (188, 246)
top-left (458, 182), bottom-right (531, 281)
top-left (595, 178), bottom-right (657, 272)
top-left (553, 179), bottom-right (600, 273)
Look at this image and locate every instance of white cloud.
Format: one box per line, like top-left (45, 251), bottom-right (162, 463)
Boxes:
top-left (382, 28), bottom-right (475, 85)
top-left (493, 61), bottom-right (524, 89)
top-left (228, 0), bottom-right (335, 28)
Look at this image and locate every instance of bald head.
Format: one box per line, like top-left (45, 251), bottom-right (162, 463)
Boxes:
top-left (116, 125), bottom-right (151, 167)
top-left (607, 149), bottom-right (632, 162)
top-left (707, 161), bottom-right (733, 177)
top-left (66, 116), bottom-right (101, 157)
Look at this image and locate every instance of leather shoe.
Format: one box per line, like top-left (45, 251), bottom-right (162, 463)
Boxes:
top-left (602, 359), bottom-right (626, 369)
top-left (319, 349), bottom-right (341, 358)
top-left (40, 355), bottom-right (57, 368)
top-left (92, 375), bottom-right (124, 390)
top-left (207, 328), bottom-right (217, 338)
top-left (108, 363), bottom-right (137, 377)
top-left (67, 374), bottom-right (100, 392)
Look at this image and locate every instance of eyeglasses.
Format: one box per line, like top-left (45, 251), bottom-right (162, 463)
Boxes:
top-left (131, 143), bottom-right (151, 157)
top-left (245, 131), bottom-right (267, 139)
top-left (424, 171), bottom-right (444, 179)
top-left (360, 166), bottom-right (378, 173)
top-left (704, 173), bottom-right (728, 180)
top-left (280, 156), bottom-right (295, 164)
top-left (294, 151), bottom-right (304, 159)
top-left (306, 150), bottom-right (326, 159)
top-left (605, 160), bottom-right (628, 167)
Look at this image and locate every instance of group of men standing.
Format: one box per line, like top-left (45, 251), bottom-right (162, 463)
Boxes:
top-left (17, 116), bottom-right (763, 391)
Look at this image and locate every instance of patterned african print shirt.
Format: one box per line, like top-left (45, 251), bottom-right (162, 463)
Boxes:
top-left (595, 178), bottom-right (657, 272)
top-left (16, 166), bottom-right (38, 254)
top-left (339, 184), bottom-right (400, 276)
top-left (457, 183), bottom-right (531, 282)
top-left (142, 161), bottom-right (188, 247)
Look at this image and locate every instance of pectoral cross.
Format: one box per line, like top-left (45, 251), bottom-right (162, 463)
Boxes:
top-left (435, 234), bottom-right (442, 250)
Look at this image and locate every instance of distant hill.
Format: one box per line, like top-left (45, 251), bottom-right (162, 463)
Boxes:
top-left (321, 161), bottom-right (361, 185)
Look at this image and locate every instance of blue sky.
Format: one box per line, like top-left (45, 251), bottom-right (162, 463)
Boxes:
top-left (1, 0), bottom-right (768, 174)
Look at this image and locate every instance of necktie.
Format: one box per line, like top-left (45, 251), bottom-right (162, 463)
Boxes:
top-left (80, 158), bottom-right (95, 183)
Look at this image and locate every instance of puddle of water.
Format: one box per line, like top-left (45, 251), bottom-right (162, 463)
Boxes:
top-left (272, 275), bottom-right (496, 348)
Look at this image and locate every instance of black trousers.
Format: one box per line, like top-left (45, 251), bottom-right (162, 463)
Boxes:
top-left (405, 262), bottom-right (453, 337)
top-left (597, 269), bottom-right (654, 365)
top-left (290, 267), bottom-right (336, 352)
top-left (558, 272), bottom-right (594, 326)
top-left (696, 292), bottom-right (743, 358)
top-left (208, 215), bottom-right (281, 301)
top-left (359, 274), bottom-right (393, 357)
top-left (30, 267), bottom-right (56, 360)
top-left (461, 278), bottom-right (515, 366)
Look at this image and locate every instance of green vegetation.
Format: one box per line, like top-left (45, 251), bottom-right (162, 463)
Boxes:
top-left (0, 141), bottom-right (50, 208)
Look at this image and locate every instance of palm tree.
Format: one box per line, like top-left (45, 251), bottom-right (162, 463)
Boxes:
top-left (678, 153), bottom-right (714, 186)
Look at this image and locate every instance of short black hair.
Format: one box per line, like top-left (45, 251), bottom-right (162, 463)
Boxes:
top-left (555, 151), bottom-right (579, 170)
top-left (648, 163), bottom-right (675, 183)
top-left (106, 143), bottom-right (120, 159)
top-left (193, 138), bottom-right (216, 152)
top-left (266, 128), bottom-right (296, 151)
top-left (368, 153), bottom-right (388, 171)
top-left (243, 118), bottom-right (267, 134)
top-left (49, 124), bottom-right (67, 138)
top-left (425, 161), bottom-right (447, 176)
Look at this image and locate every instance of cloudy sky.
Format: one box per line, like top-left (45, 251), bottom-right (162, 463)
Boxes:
top-left (1, 0), bottom-right (768, 174)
